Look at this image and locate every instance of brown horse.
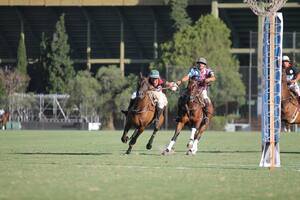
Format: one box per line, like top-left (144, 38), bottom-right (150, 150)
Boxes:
top-left (281, 67), bottom-right (300, 125)
top-left (121, 75), bottom-right (165, 154)
top-left (163, 78), bottom-right (214, 155)
top-left (0, 111), bottom-right (10, 130)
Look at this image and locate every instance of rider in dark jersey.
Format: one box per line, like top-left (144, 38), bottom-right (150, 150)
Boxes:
top-left (283, 55), bottom-right (300, 100)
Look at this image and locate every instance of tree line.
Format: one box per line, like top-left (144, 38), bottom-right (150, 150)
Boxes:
top-left (0, 2), bottom-right (246, 129)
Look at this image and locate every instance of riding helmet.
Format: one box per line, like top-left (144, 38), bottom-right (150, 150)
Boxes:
top-left (196, 57), bottom-right (207, 65)
top-left (282, 55), bottom-right (290, 62)
top-left (149, 70), bottom-right (160, 79)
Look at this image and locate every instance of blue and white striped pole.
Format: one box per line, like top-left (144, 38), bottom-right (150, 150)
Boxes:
top-left (260, 13), bottom-right (282, 168)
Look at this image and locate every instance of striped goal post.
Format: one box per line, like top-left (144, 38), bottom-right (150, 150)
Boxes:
top-left (244, 0), bottom-right (287, 169)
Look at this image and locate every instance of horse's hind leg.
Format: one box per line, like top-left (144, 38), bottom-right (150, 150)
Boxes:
top-left (121, 121), bottom-right (131, 143)
top-left (126, 127), bottom-right (144, 154)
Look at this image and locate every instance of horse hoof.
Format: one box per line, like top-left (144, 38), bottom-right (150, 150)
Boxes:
top-left (161, 149), bottom-right (169, 155)
top-left (146, 143), bottom-right (152, 150)
top-left (186, 150), bottom-right (193, 156)
top-left (125, 150), bottom-right (131, 154)
top-left (121, 136), bottom-right (129, 144)
top-left (186, 143), bottom-right (193, 149)
top-left (162, 149), bottom-right (175, 155)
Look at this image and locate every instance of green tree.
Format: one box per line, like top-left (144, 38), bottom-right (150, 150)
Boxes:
top-left (16, 33), bottom-right (28, 75)
top-left (95, 65), bottom-right (135, 130)
top-left (166, 0), bottom-right (191, 31)
top-left (157, 15), bottom-right (245, 111)
top-left (48, 14), bottom-right (75, 94)
top-left (38, 32), bottom-right (51, 93)
top-left (16, 32), bottom-right (30, 92)
top-left (67, 70), bottom-right (99, 121)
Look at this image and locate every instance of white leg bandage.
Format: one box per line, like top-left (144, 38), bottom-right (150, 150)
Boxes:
top-left (191, 139), bottom-right (199, 154)
top-left (202, 90), bottom-right (208, 99)
top-left (190, 128), bottom-right (197, 140)
top-left (167, 140), bottom-right (175, 151)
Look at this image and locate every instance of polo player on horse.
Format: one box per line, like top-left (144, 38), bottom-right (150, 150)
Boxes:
top-left (282, 55), bottom-right (300, 102)
top-left (176, 57), bottom-right (216, 122)
top-left (122, 69), bottom-right (177, 129)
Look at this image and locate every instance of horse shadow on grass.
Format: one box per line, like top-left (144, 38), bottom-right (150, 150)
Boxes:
top-left (13, 152), bottom-right (112, 156)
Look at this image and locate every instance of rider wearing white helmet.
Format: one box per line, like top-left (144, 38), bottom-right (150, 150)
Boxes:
top-left (176, 57), bottom-right (216, 122)
top-left (283, 55), bottom-right (300, 100)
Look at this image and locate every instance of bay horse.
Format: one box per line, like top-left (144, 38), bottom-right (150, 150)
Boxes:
top-left (121, 74), bottom-right (165, 154)
top-left (281, 67), bottom-right (300, 125)
top-left (163, 78), bottom-right (214, 155)
top-left (0, 111), bottom-right (10, 130)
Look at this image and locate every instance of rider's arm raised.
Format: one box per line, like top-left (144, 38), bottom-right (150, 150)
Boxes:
top-left (176, 75), bottom-right (189, 86)
top-left (205, 75), bottom-right (216, 83)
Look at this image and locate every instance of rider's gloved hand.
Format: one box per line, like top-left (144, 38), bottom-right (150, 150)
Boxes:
top-left (176, 80), bottom-right (182, 86)
top-left (170, 82), bottom-right (178, 91)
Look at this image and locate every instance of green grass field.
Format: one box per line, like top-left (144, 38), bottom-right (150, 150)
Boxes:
top-left (0, 130), bottom-right (300, 200)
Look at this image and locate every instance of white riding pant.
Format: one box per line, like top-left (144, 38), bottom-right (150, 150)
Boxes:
top-left (131, 91), bottom-right (168, 109)
top-left (201, 89), bottom-right (209, 100)
top-left (288, 83), bottom-right (300, 96)
top-left (149, 91), bottom-right (168, 109)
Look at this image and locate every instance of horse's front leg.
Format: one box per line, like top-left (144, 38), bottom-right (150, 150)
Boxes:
top-left (121, 121), bottom-right (131, 143)
top-left (126, 127), bottom-right (144, 154)
top-left (162, 119), bottom-right (186, 155)
top-left (146, 128), bottom-right (158, 150)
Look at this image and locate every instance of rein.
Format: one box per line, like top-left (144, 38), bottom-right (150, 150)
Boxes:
top-left (132, 92), bottom-right (155, 114)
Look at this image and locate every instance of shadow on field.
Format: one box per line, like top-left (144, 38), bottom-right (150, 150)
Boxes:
top-left (200, 150), bottom-right (260, 154)
top-left (13, 152), bottom-right (112, 156)
top-left (281, 151), bottom-right (300, 154)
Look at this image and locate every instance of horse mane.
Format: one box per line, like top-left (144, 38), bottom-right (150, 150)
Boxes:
top-left (187, 78), bottom-right (203, 96)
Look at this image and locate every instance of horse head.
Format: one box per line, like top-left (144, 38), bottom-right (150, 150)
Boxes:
top-left (187, 78), bottom-right (202, 97)
top-left (136, 75), bottom-right (150, 99)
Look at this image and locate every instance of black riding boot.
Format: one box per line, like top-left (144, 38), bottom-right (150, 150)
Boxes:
top-left (154, 106), bottom-right (164, 129)
top-left (121, 98), bottom-right (135, 115)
